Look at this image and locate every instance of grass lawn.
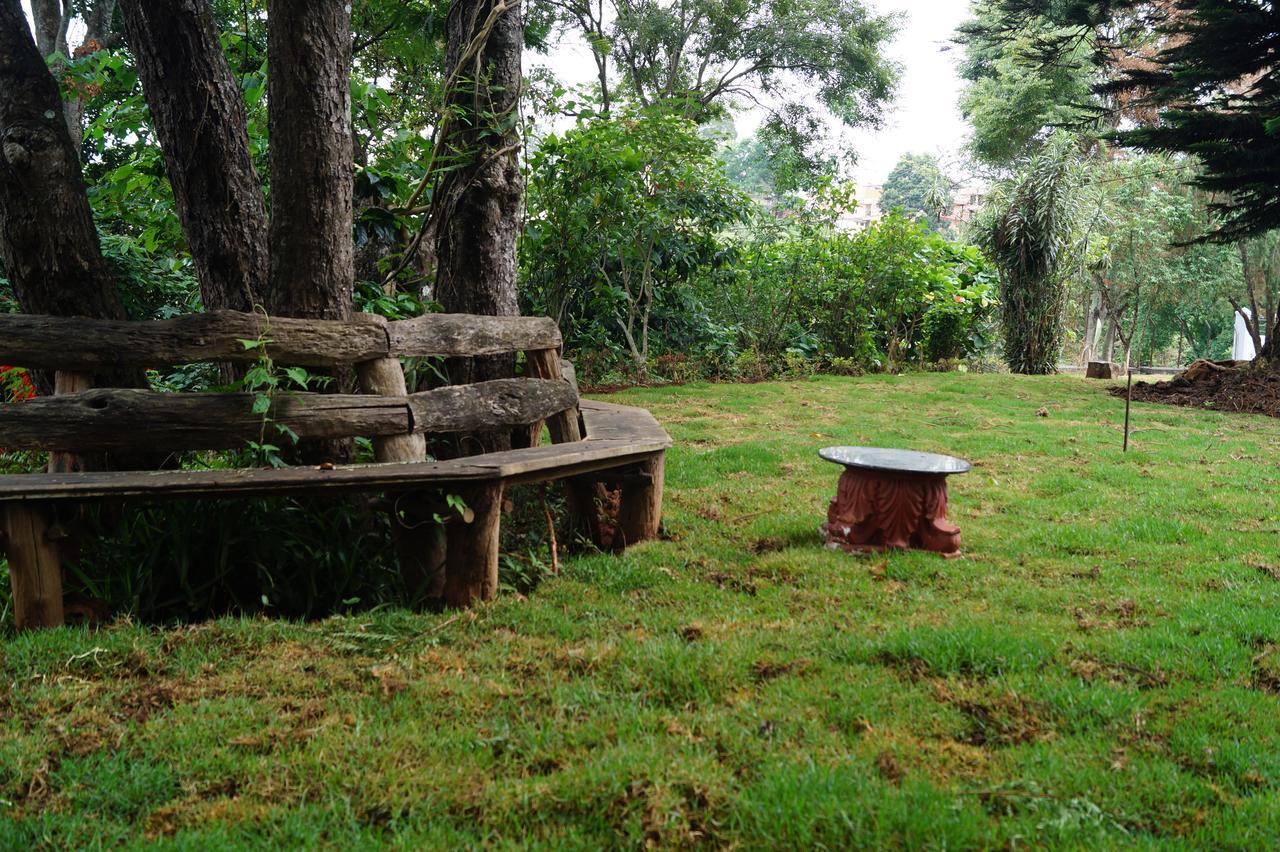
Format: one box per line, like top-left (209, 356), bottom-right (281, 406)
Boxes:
top-left (4, 372), bottom-right (1280, 848)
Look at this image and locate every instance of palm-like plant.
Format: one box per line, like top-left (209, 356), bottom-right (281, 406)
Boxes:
top-left (976, 134), bottom-right (1093, 374)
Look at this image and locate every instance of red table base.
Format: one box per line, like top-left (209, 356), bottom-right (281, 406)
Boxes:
top-left (821, 467), bottom-right (961, 557)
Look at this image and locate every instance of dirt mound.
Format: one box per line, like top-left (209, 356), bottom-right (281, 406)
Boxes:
top-left (1114, 359), bottom-right (1280, 417)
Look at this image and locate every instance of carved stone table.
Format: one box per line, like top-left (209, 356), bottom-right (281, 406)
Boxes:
top-left (819, 447), bottom-right (971, 558)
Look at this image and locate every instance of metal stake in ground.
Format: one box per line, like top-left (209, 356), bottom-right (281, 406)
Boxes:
top-left (1123, 279), bottom-right (1142, 453)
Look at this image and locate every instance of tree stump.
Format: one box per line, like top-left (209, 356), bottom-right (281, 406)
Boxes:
top-left (1085, 361), bottom-right (1122, 379)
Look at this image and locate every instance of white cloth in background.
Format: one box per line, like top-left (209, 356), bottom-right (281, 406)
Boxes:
top-left (1233, 309), bottom-right (1265, 360)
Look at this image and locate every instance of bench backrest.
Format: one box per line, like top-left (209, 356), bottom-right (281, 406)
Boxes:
top-left (0, 310), bottom-right (581, 464)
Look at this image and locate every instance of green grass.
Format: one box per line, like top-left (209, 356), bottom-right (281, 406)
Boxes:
top-left (4, 372), bottom-right (1280, 848)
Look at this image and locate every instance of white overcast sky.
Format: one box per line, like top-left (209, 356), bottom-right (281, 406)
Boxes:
top-left (538, 0), bottom-right (975, 185)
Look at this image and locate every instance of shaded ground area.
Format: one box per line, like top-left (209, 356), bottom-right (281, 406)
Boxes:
top-left (3, 373), bottom-right (1280, 846)
top-left (1120, 359), bottom-right (1280, 418)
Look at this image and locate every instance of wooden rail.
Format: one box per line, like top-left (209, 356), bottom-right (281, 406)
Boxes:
top-left (0, 310), bottom-right (562, 370)
top-left (0, 379), bottom-right (577, 452)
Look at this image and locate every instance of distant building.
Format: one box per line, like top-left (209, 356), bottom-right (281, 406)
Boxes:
top-left (943, 186), bottom-right (987, 228)
top-left (836, 184), bottom-right (884, 232)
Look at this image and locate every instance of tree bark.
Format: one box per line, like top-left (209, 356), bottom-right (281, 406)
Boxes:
top-left (118, 0), bottom-right (269, 313)
top-left (265, 0), bottom-right (355, 321)
top-left (29, 0), bottom-right (69, 58)
top-left (433, 0), bottom-right (523, 387)
top-left (0, 1), bottom-right (130, 325)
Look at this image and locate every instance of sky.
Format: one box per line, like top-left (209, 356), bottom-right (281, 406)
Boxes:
top-left (538, 0), bottom-right (976, 187)
top-left (843, 0), bottom-right (974, 185)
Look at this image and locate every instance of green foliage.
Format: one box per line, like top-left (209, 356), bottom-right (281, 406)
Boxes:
top-left (702, 208), bottom-right (998, 372)
top-left (957, 4), bottom-right (1103, 167)
top-left (522, 109), bottom-right (750, 370)
top-left (879, 153), bottom-right (951, 231)
top-left (976, 134), bottom-right (1092, 374)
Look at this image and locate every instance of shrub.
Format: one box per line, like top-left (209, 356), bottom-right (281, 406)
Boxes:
top-left (702, 212), bottom-right (999, 372)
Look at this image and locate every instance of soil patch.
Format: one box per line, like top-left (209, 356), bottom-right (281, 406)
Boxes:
top-left (1115, 359), bottom-right (1280, 417)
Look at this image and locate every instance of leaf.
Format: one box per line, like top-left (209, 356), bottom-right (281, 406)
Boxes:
top-left (251, 394), bottom-right (272, 415)
top-left (283, 366), bottom-right (310, 388)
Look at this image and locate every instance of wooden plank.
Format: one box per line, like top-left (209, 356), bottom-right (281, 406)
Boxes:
top-left (0, 435), bottom-right (670, 502)
top-left (0, 379), bottom-right (581, 452)
top-left (1, 503), bottom-right (64, 629)
top-left (0, 388), bottom-right (412, 452)
top-left (0, 311), bottom-right (563, 371)
top-left (407, 379), bottom-right (578, 435)
top-left (388, 314), bottom-right (561, 358)
top-left (0, 310), bottom-right (390, 369)
top-left (580, 400), bottom-right (671, 443)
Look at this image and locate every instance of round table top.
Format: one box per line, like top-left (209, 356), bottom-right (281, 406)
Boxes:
top-left (818, 446), bottom-right (972, 475)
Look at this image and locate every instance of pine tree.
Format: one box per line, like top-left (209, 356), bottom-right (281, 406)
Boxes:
top-left (971, 1), bottom-right (1279, 242)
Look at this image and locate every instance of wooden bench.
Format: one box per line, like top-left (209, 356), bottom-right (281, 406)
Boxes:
top-left (0, 310), bottom-right (671, 630)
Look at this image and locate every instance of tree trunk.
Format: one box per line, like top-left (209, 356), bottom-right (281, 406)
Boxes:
top-left (118, 0), bottom-right (269, 313)
top-left (433, 0), bottom-right (523, 388)
top-left (265, 0), bottom-right (354, 463)
top-left (0, 1), bottom-right (130, 325)
top-left (1262, 314), bottom-right (1280, 362)
top-left (29, 1), bottom-right (69, 58)
top-left (266, 0), bottom-right (354, 321)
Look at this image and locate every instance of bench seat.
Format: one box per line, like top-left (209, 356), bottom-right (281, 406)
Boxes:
top-left (0, 308), bottom-right (671, 630)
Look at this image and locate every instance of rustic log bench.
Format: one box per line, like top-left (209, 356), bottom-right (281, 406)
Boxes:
top-left (0, 310), bottom-right (670, 630)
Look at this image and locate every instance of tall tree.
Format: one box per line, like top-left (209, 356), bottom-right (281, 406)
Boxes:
top-left (957, 2), bottom-right (1104, 167)
top-left (119, 0), bottom-right (269, 313)
top-left (265, 0), bottom-right (355, 321)
top-left (543, 0), bottom-right (897, 181)
top-left (0, 0), bottom-right (129, 324)
top-left (433, 0), bottom-right (524, 385)
top-left (969, 0), bottom-right (1280, 243)
top-left (969, 0), bottom-right (1280, 363)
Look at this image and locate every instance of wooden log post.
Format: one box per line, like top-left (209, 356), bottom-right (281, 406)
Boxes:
top-left (525, 348), bottom-right (606, 547)
top-left (355, 357), bottom-right (442, 605)
top-left (443, 482), bottom-right (503, 608)
top-left (525, 349), bottom-right (581, 443)
top-left (2, 503), bottom-right (64, 629)
top-left (48, 370), bottom-right (93, 473)
top-left (614, 453), bottom-right (665, 550)
top-left (355, 358), bottom-right (426, 462)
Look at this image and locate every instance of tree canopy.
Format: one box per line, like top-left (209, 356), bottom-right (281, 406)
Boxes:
top-left (965, 0), bottom-right (1280, 241)
top-left (880, 153), bottom-right (951, 231)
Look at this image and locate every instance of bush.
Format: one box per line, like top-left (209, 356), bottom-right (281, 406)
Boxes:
top-left (701, 212), bottom-right (999, 372)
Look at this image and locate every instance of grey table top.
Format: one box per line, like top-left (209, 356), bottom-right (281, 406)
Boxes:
top-left (818, 446), bottom-right (972, 475)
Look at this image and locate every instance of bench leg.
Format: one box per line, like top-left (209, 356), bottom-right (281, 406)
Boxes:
top-left (443, 483), bottom-right (503, 608)
top-left (388, 496), bottom-right (448, 606)
top-left (615, 452), bottom-right (665, 550)
top-left (1, 503), bottom-right (64, 630)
